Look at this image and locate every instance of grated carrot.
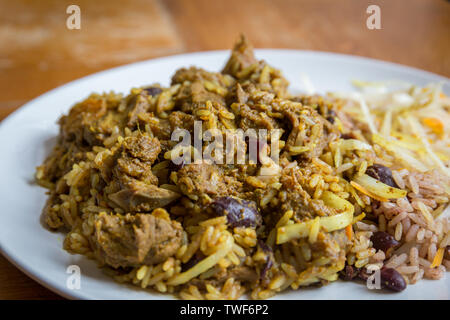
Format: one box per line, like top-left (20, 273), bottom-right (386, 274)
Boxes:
top-left (430, 248), bottom-right (444, 268)
top-left (345, 224), bottom-right (353, 241)
top-left (422, 118), bottom-right (443, 137)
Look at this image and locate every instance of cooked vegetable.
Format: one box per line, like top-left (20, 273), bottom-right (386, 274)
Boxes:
top-left (372, 134), bottom-right (429, 173)
top-left (422, 117), bottom-right (444, 136)
top-left (430, 247), bottom-right (444, 268)
top-left (354, 93), bottom-right (378, 134)
top-left (276, 192), bottom-right (354, 244)
top-left (340, 139), bottom-right (372, 152)
top-left (407, 116), bottom-right (450, 178)
top-left (345, 225), bottom-right (353, 241)
top-left (352, 212), bottom-right (366, 224)
top-left (352, 174), bottom-right (407, 201)
top-left (308, 217), bottom-right (320, 244)
top-left (167, 232), bottom-right (234, 286)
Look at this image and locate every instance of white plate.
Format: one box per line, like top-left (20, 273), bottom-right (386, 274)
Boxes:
top-left (0, 50), bottom-right (448, 300)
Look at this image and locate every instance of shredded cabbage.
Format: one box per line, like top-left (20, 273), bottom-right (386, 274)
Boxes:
top-left (334, 80), bottom-right (450, 176)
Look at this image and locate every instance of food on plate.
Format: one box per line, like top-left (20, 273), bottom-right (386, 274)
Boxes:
top-left (36, 36), bottom-right (449, 299)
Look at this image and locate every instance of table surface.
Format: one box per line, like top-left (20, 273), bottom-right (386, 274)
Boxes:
top-left (0, 0), bottom-right (449, 300)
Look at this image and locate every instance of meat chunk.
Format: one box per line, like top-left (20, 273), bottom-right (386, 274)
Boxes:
top-left (90, 213), bottom-right (183, 268)
top-left (222, 36), bottom-right (289, 97)
top-left (59, 95), bottom-right (126, 148)
top-left (190, 81), bottom-right (226, 105)
top-left (238, 104), bottom-right (279, 131)
top-left (280, 104), bottom-right (328, 161)
top-left (171, 67), bottom-right (225, 85)
top-left (109, 179), bottom-right (180, 212)
top-left (127, 93), bottom-right (150, 127)
top-left (176, 163), bottom-right (226, 198)
top-left (222, 35), bottom-right (258, 77)
top-left (109, 133), bottom-right (160, 185)
top-left (169, 111), bottom-right (196, 133)
top-left (101, 133), bottom-right (179, 212)
top-left (59, 97), bottom-right (107, 146)
top-left (116, 154), bottom-right (154, 180)
top-left (171, 68), bottom-right (228, 112)
top-left (279, 173), bottom-right (335, 220)
top-left (147, 118), bottom-right (172, 141)
top-left (123, 134), bottom-right (161, 163)
top-left (221, 265), bottom-right (259, 283)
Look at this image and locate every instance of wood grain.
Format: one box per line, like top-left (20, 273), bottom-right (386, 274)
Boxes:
top-left (0, 255), bottom-right (62, 299)
top-left (0, 0), bottom-right (448, 300)
top-left (0, 0), bottom-right (183, 109)
top-left (163, 0), bottom-right (450, 75)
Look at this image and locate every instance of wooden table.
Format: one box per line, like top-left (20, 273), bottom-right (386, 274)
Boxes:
top-left (0, 0), bottom-right (448, 300)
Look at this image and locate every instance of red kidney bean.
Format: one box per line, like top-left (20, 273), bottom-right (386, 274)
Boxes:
top-left (211, 197), bottom-right (262, 228)
top-left (366, 164), bottom-right (399, 188)
top-left (380, 267), bottom-right (407, 292)
top-left (370, 231), bottom-right (399, 255)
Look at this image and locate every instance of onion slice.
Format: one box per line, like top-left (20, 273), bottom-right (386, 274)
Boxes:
top-left (167, 232), bottom-right (233, 286)
top-left (352, 174), bottom-right (407, 200)
top-left (340, 139), bottom-right (372, 152)
top-left (276, 192), bottom-right (354, 244)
